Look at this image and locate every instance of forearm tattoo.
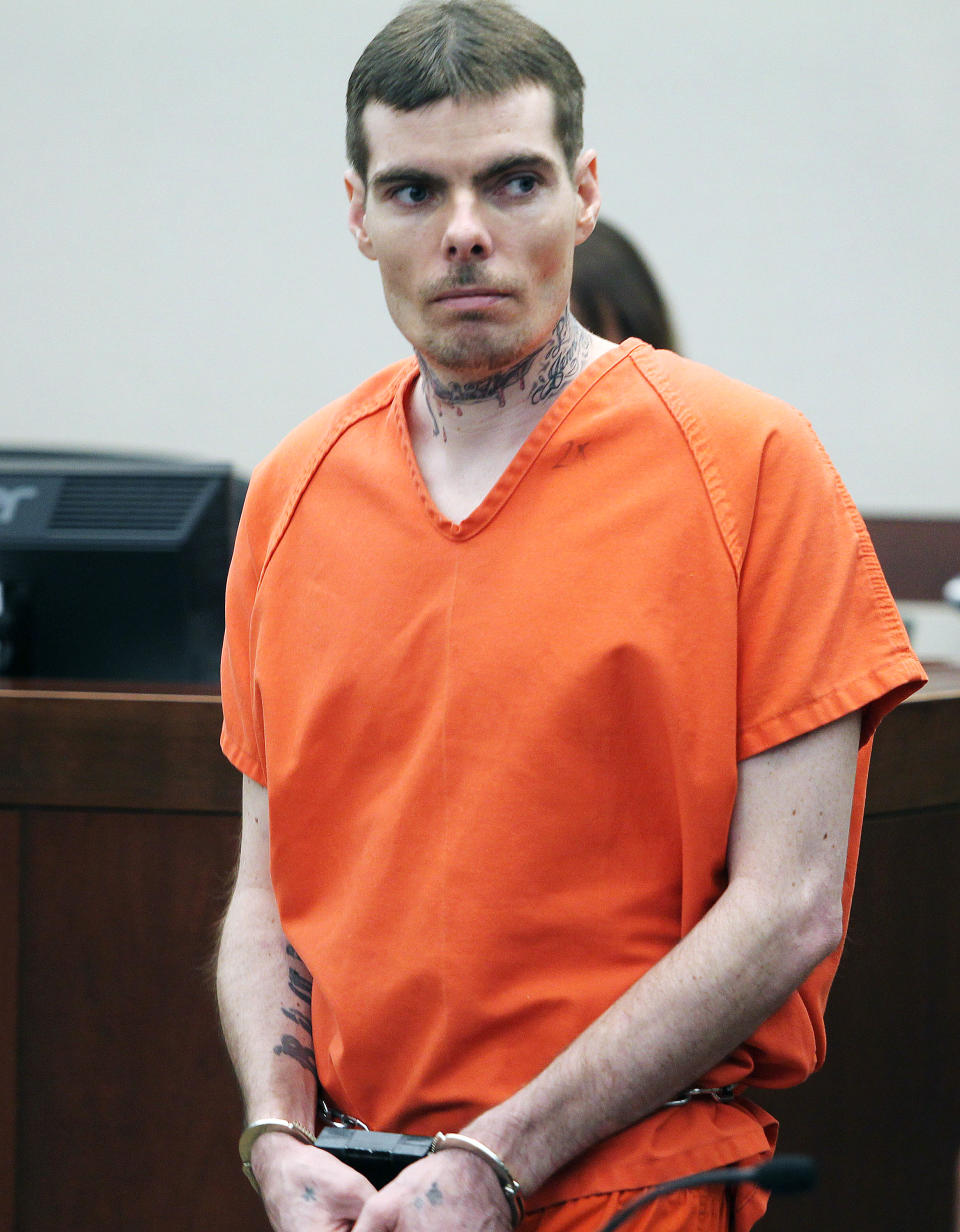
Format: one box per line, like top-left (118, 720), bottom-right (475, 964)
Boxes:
top-left (273, 1034), bottom-right (318, 1080)
top-left (287, 965), bottom-right (313, 1004)
top-left (273, 943), bottom-right (317, 1078)
top-left (281, 1005), bottom-right (311, 1032)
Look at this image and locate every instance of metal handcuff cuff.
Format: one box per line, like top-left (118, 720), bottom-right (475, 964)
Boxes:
top-left (240, 1103), bottom-right (524, 1227)
top-left (316, 1101), bottom-right (525, 1228)
top-left (663, 1083), bottom-right (738, 1107)
top-left (240, 1088), bottom-right (736, 1222)
top-left (239, 1099), bottom-right (525, 1228)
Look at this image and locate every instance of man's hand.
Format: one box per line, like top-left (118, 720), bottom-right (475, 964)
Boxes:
top-left (352, 1150), bottom-right (512, 1232)
top-left (251, 1134), bottom-right (378, 1232)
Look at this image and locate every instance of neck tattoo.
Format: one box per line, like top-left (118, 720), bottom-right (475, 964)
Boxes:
top-left (416, 312), bottom-right (591, 440)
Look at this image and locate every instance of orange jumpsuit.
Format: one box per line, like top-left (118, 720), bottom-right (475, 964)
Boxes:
top-left (221, 341), bottom-right (925, 1228)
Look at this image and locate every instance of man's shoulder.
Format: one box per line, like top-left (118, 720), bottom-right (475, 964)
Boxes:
top-left (617, 341), bottom-right (834, 573)
top-left (621, 341), bottom-right (804, 444)
top-left (237, 357), bottom-right (415, 564)
top-left (619, 341), bottom-right (822, 498)
top-left (248, 356), bottom-right (414, 495)
top-left (260, 357), bottom-right (415, 479)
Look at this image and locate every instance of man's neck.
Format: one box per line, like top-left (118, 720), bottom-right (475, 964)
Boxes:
top-left (411, 312), bottom-right (608, 454)
top-left (404, 314), bottom-right (615, 524)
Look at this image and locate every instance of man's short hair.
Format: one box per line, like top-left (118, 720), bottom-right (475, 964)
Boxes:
top-left (346, 0), bottom-right (585, 182)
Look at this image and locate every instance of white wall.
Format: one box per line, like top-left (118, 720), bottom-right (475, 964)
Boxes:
top-left (2, 1), bottom-right (958, 513)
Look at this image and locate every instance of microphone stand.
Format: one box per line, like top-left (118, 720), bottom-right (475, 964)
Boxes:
top-left (599, 1155), bottom-right (818, 1232)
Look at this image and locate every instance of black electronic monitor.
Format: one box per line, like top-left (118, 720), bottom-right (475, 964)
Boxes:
top-left (0, 449), bottom-right (246, 684)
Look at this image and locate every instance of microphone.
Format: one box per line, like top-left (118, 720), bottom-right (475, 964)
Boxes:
top-left (599, 1155), bottom-right (817, 1232)
top-left (747, 1155), bottom-right (818, 1194)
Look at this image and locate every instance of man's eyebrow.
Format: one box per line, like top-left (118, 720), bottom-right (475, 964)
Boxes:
top-left (473, 153), bottom-right (557, 184)
top-left (369, 166), bottom-right (444, 193)
top-left (369, 152), bottom-right (559, 194)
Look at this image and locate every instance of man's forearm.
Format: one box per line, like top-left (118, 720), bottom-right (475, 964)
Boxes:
top-left (351, 865), bottom-right (843, 1232)
top-left (465, 872), bottom-right (839, 1195)
top-left (464, 713), bottom-right (860, 1197)
top-left (218, 877), bottom-right (381, 1222)
top-left (216, 882), bottom-right (319, 1131)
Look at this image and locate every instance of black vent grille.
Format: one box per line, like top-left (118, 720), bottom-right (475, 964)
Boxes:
top-left (49, 475), bottom-right (215, 541)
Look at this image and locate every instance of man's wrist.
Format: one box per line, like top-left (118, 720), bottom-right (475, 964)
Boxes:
top-left (462, 1102), bottom-right (547, 1197)
top-left (239, 1118), bottom-right (315, 1193)
top-left (431, 1132), bottom-right (525, 1228)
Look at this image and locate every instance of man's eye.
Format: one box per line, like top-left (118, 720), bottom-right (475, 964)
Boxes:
top-left (502, 174), bottom-right (539, 197)
top-left (393, 184), bottom-right (431, 206)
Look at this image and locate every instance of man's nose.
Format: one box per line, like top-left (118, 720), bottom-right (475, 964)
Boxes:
top-left (441, 191), bottom-right (493, 261)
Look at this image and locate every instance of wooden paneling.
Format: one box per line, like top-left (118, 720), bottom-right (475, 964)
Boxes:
top-left (3, 677), bottom-right (958, 1231)
top-left (3, 684), bottom-right (257, 1232)
top-left (14, 807), bottom-right (262, 1232)
top-left (0, 811), bottom-right (18, 1232)
top-left (867, 692), bottom-right (960, 814)
top-left (0, 686), bottom-right (238, 814)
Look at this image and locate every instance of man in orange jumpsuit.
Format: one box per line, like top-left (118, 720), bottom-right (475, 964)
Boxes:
top-left (216, 4), bottom-right (925, 1231)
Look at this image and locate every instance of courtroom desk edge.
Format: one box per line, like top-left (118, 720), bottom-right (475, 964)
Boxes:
top-left (912, 660), bottom-right (960, 701)
top-left (865, 661), bottom-right (960, 817)
top-left (2, 664), bottom-right (957, 817)
top-left (0, 676), bottom-right (222, 700)
top-left (1, 677), bottom-right (240, 815)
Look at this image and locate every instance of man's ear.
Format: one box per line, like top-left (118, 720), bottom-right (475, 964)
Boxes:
top-left (345, 169), bottom-right (377, 261)
top-left (572, 149), bottom-right (601, 247)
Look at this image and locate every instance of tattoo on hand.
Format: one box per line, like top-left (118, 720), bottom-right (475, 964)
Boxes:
top-left (273, 1034), bottom-right (318, 1079)
top-left (414, 1182), bottom-right (445, 1211)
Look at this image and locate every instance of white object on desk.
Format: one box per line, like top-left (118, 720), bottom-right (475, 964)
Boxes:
top-left (897, 599), bottom-right (960, 664)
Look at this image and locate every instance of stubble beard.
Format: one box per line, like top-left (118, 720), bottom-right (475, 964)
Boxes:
top-left (410, 264), bottom-right (537, 379)
top-left (419, 319), bottom-right (534, 380)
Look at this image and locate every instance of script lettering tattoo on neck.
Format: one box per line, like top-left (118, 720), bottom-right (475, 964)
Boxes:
top-left (273, 943), bottom-right (318, 1079)
top-left (416, 311), bottom-right (590, 434)
top-left (529, 312), bottom-right (591, 404)
top-left (417, 351), bottom-right (538, 438)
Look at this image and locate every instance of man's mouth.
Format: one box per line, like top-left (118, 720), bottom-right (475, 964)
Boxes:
top-left (432, 287), bottom-right (510, 308)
